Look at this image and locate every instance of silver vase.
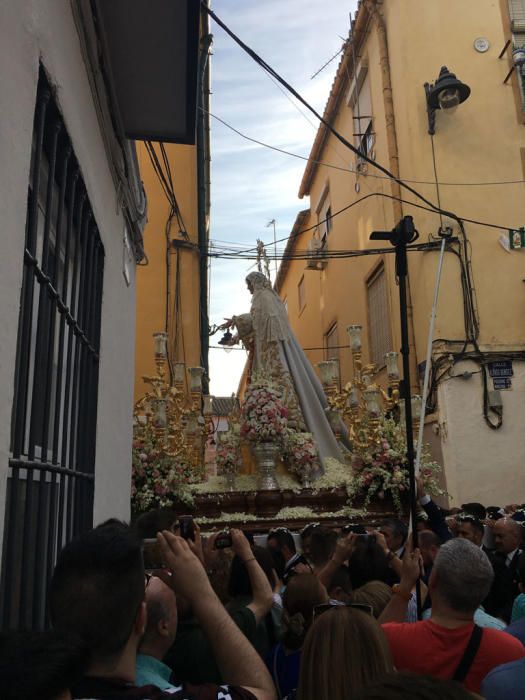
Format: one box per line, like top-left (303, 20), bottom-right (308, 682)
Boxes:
top-left (252, 442), bottom-right (280, 490)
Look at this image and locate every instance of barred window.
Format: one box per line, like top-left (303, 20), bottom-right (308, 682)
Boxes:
top-left (366, 265), bottom-right (392, 368)
top-left (0, 67), bottom-right (105, 630)
top-left (325, 322), bottom-right (339, 362)
top-left (508, 0), bottom-right (525, 106)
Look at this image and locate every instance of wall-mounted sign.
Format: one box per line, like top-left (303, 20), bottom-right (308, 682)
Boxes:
top-left (509, 228), bottom-right (525, 250)
top-left (493, 377), bottom-right (512, 390)
top-left (488, 360), bottom-right (513, 378)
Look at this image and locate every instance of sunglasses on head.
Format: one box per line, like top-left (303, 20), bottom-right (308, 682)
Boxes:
top-left (269, 527), bottom-right (292, 536)
top-left (457, 513), bottom-right (481, 524)
top-left (313, 602), bottom-right (374, 619)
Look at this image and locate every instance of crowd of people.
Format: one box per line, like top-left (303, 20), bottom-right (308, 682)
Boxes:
top-left (2, 483), bottom-right (525, 700)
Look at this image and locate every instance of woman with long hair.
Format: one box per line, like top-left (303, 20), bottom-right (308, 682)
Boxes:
top-left (296, 605), bottom-right (393, 700)
top-left (266, 574), bottom-right (328, 699)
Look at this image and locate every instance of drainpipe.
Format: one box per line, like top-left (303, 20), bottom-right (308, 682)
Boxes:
top-left (197, 7), bottom-right (213, 394)
top-left (365, 0), bottom-right (419, 392)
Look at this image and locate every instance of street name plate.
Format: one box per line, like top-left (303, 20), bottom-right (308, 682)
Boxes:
top-left (488, 360), bottom-right (513, 378)
top-left (493, 377), bottom-right (512, 390)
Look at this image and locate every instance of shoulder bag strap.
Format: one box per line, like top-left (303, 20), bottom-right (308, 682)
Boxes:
top-left (452, 624), bottom-right (483, 683)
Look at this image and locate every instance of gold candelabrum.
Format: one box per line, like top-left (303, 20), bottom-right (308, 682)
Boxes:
top-left (133, 332), bottom-right (213, 480)
top-left (317, 325), bottom-right (421, 457)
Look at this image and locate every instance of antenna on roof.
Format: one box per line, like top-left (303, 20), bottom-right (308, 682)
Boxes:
top-left (310, 12), bottom-right (353, 80)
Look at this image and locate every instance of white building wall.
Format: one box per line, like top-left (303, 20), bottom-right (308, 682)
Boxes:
top-left (0, 0), bottom-right (137, 543)
top-left (437, 358), bottom-right (525, 507)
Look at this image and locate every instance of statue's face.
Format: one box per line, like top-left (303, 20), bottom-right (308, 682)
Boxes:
top-left (246, 280), bottom-right (254, 294)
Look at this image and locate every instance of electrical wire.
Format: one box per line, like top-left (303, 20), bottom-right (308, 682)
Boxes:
top-left (205, 107), bottom-right (525, 188)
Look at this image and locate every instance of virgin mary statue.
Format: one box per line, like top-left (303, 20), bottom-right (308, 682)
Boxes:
top-left (220, 271), bottom-right (346, 475)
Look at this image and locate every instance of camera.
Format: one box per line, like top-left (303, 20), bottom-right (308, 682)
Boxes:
top-left (179, 515), bottom-right (195, 541)
top-left (214, 530), bottom-right (233, 549)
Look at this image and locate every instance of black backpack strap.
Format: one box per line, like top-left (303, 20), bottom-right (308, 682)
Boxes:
top-left (452, 624), bottom-right (483, 683)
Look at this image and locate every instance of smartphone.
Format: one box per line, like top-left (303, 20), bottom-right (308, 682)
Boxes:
top-left (214, 530), bottom-right (233, 549)
top-left (143, 538), bottom-right (164, 569)
top-left (179, 515), bottom-right (195, 541)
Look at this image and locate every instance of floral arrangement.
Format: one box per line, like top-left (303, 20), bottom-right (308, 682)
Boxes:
top-left (241, 379), bottom-right (288, 443)
top-left (284, 431), bottom-right (319, 484)
top-left (216, 430), bottom-right (242, 477)
top-left (350, 418), bottom-right (444, 513)
top-left (131, 434), bottom-right (195, 512)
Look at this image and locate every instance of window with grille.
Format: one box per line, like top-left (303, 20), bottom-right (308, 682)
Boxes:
top-left (0, 67), bottom-right (105, 630)
top-left (348, 66), bottom-right (374, 167)
top-left (298, 276), bottom-right (306, 311)
top-left (366, 265), bottom-right (392, 368)
top-left (325, 322), bottom-right (340, 363)
top-left (317, 193), bottom-right (332, 243)
top-left (508, 0), bottom-right (525, 106)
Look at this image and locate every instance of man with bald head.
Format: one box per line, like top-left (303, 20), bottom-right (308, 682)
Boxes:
top-left (136, 575), bottom-right (178, 690)
top-left (484, 518), bottom-right (524, 623)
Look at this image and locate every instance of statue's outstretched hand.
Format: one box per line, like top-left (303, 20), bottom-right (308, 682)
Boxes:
top-left (218, 317), bottom-right (234, 330)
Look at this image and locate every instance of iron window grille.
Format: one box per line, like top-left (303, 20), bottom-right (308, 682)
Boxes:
top-left (0, 67), bottom-right (105, 630)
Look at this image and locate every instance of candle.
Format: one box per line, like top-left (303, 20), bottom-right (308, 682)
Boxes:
top-left (203, 395), bottom-right (214, 416)
top-left (347, 325), bottom-right (362, 352)
top-left (153, 331), bottom-right (168, 358)
top-left (174, 362), bottom-right (186, 384)
top-left (317, 360), bottom-right (339, 386)
top-left (385, 351), bottom-right (400, 380)
top-left (188, 366), bottom-right (204, 392)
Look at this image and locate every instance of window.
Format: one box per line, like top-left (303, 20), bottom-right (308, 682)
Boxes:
top-left (325, 322), bottom-right (340, 363)
top-left (366, 265), bottom-right (392, 368)
top-left (348, 65), bottom-right (374, 167)
top-left (0, 68), bottom-right (105, 630)
top-left (508, 1), bottom-right (525, 105)
top-left (317, 189), bottom-right (332, 242)
top-left (298, 276), bottom-right (306, 311)
top-left (282, 297), bottom-right (288, 314)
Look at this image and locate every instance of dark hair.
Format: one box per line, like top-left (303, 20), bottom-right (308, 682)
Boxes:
top-left (132, 508), bottom-right (177, 538)
top-left (461, 502), bottom-right (486, 521)
top-left (268, 528), bottom-right (296, 554)
top-left (228, 545), bottom-right (274, 598)
top-left (457, 514), bottom-right (485, 537)
top-left (418, 529), bottom-right (442, 549)
top-left (308, 528), bottom-right (338, 568)
top-left (329, 565), bottom-right (352, 596)
top-left (353, 672), bottom-right (473, 699)
top-left (282, 573), bottom-right (327, 651)
top-left (0, 630), bottom-right (88, 700)
top-left (381, 519), bottom-right (408, 546)
top-left (349, 539), bottom-right (390, 589)
top-left (49, 523), bottom-right (145, 661)
top-left (301, 522), bottom-right (320, 539)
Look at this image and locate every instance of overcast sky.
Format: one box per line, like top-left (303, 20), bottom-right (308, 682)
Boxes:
top-left (207, 0), bottom-right (358, 396)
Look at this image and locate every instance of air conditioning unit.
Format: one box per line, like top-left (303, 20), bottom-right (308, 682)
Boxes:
top-left (306, 237), bottom-right (327, 270)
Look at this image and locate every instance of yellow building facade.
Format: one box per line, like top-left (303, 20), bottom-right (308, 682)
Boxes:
top-left (134, 11), bottom-right (212, 402)
top-left (276, 0), bottom-right (525, 506)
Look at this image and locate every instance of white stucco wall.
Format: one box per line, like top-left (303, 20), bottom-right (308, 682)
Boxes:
top-left (0, 0), bottom-right (137, 544)
top-left (437, 358), bottom-right (525, 507)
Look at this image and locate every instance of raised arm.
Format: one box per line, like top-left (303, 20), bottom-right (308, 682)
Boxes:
top-left (316, 533), bottom-right (356, 590)
top-left (231, 529), bottom-right (273, 623)
top-left (157, 531), bottom-right (276, 700)
top-left (378, 548), bottom-right (423, 624)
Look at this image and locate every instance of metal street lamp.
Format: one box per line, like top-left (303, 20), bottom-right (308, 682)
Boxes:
top-left (424, 66), bottom-right (471, 135)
